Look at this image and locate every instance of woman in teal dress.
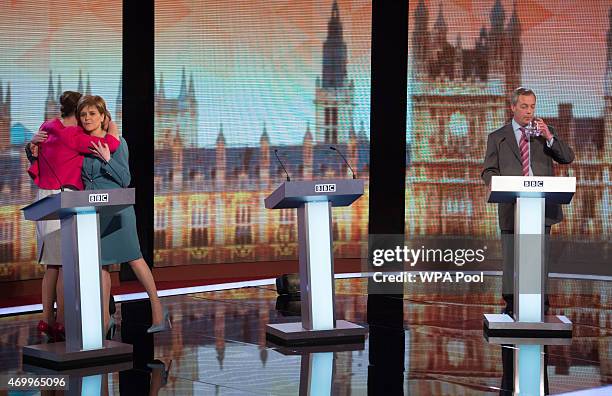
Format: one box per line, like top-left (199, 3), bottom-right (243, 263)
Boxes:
top-left (78, 95), bottom-right (170, 335)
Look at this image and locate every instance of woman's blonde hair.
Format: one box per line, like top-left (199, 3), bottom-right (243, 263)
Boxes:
top-left (76, 95), bottom-right (112, 130)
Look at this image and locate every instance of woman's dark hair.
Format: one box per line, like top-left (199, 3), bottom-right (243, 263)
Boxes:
top-left (59, 91), bottom-right (82, 117)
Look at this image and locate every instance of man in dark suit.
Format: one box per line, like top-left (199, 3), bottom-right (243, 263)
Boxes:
top-left (481, 87), bottom-right (575, 315)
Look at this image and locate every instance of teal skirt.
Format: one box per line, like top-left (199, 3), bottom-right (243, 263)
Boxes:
top-left (99, 205), bottom-right (143, 266)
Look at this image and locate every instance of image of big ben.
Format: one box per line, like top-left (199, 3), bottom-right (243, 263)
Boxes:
top-left (407, 0), bottom-right (611, 239)
top-left (152, 0), bottom-right (370, 267)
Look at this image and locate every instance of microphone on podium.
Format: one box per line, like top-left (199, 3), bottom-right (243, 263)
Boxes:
top-left (329, 146), bottom-right (356, 179)
top-left (274, 149), bottom-right (291, 182)
top-left (273, 148), bottom-right (296, 296)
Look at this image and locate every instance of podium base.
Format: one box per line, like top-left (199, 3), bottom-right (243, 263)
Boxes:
top-left (23, 361), bottom-right (133, 376)
top-left (22, 340), bottom-right (133, 370)
top-left (483, 314), bottom-right (572, 338)
top-left (485, 335), bottom-right (573, 346)
top-left (268, 341), bottom-right (365, 355)
top-left (266, 320), bottom-right (367, 346)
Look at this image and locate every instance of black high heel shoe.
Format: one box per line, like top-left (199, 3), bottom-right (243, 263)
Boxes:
top-left (147, 359), bottom-right (172, 387)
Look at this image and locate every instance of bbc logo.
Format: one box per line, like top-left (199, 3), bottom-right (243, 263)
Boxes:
top-left (88, 193), bottom-right (109, 203)
top-left (315, 184), bottom-right (336, 193)
top-left (524, 180), bottom-right (544, 187)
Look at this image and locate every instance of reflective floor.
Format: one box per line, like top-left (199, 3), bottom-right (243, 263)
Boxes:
top-left (0, 276), bottom-right (610, 395)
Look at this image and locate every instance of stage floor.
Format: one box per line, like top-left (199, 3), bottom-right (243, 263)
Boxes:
top-left (0, 276), bottom-right (610, 395)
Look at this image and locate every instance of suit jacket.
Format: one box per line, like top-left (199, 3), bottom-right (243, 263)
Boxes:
top-left (481, 123), bottom-right (575, 231)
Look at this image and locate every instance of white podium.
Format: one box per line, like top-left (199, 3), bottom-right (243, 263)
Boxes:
top-left (271, 343), bottom-right (363, 395)
top-left (22, 189), bottom-right (134, 369)
top-left (485, 334), bottom-right (571, 395)
top-left (484, 176), bottom-right (575, 337)
top-left (264, 179), bottom-right (368, 345)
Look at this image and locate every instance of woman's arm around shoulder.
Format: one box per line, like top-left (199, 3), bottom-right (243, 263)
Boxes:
top-left (61, 125), bottom-right (121, 154)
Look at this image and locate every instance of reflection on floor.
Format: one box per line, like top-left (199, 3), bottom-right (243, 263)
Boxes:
top-left (0, 276), bottom-right (610, 395)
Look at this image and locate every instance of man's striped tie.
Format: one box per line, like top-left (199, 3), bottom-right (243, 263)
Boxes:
top-left (519, 127), bottom-right (530, 176)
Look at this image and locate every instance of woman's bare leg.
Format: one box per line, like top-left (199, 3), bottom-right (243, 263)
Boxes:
top-left (101, 268), bottom-right (111, 334)
top-left (149, 365), bottom-right (163, 396)
top-left (41, 265), bottom-right (59, 325)
top-left (56, 268), bottom-right (64, 324)
top-left (128, 258), bottom-right (163, 324)
top-left (101, 373), bottom-right (109, 396)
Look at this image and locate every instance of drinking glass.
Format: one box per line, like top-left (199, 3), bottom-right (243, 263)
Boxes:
top-left (524, 117), bottom-right (541, 137)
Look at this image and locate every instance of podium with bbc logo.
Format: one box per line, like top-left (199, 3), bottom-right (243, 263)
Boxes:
top-left (265, 179), bottom-right (368, 345)
top-left (484, 176), bottom-right (575, 336)
top-left (21, 189), bottom-right (134, 369)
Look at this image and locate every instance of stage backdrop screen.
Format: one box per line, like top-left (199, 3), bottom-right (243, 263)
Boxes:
top-left (154, 0), bottom-right (372, 267)
top-left (0, 1), bottom-right (122, 281)
top-left (406, 0), bottom-right (612, 240)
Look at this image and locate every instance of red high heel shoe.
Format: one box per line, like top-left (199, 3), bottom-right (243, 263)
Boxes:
top-left (37, 320), bottom-right (59, 342)
top-left (51, 322), bottom-right (65, 341)
top-left (37, 320), bottom-right (52, 337)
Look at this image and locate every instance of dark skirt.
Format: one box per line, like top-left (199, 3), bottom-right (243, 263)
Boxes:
top-left (99, 205), bottom-right (143, 266)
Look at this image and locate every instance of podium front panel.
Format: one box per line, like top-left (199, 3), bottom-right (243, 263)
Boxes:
top-left (22, 188), bottom-right (136, 221)
top-left (488, 176), bottom-right (575, 204)
top-left (265, 179), bottom-right (364, 209)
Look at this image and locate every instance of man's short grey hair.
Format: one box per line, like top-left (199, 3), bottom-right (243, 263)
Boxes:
top-left (511, 87), bottom-right (536, 105)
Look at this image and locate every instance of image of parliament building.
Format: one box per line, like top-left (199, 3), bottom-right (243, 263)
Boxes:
top-left (152, 1), bottom-right (370, 267)
top-left (0, 0), bottom-right (611, 280)
top-left (407, 0), bottom-right (611, 239)
top-left (0, 70), bottom-right (120, 281)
